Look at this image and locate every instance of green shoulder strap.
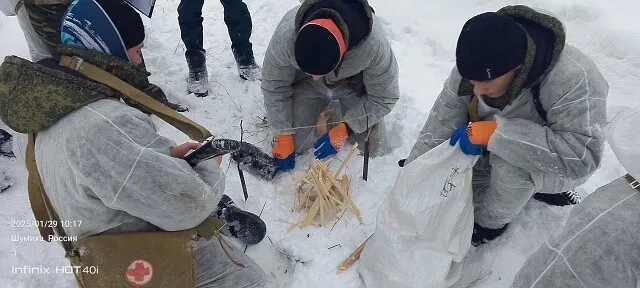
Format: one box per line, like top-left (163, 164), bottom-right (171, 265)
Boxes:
top-left (59, 56), bottom-right (213, 142)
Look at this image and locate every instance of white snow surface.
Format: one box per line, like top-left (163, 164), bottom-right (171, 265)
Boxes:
top-left (1, 0), bottom-right (639, 287)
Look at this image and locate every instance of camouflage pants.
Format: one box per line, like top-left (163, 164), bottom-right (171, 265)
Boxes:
top-left (15, 3), bottom-right (57, 61)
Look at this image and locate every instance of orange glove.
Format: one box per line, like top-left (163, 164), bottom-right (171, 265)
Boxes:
top-left (467, 121), bottom-right (497, 145)
top-left (272, 134), bottom-right (295, 170)
top-left (329, 123), bottom-right (350, 150)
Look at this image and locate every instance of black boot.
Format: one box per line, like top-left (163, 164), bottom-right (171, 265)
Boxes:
top-left (187, 53), bottom-right (209, 97)
top-left (0, 129), bottom-right (14, 158)
top-left (140, 84), bottom-right (188, 112)
top-left (215, 195), bottom-right (266, 245)
top-left (533, 190), bottom-right (582, 207)
top-left (233, 49), bottom-right (260, 81)
top-left (0, 168), bottom-right (12, 192)
top-left (472, 223), bottom-right (508, 246)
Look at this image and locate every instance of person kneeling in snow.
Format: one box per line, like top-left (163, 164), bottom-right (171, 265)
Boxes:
top-left (512, 106), bottom-right (640, 288)
top-left (261, 0), bottom-right (400, 170)
top-left (1, 0), bottom-right (265, 286)
top-left (404, 6), bottom-right (608, 246)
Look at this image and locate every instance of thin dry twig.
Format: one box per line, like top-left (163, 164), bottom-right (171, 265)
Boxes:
top-left (210, 78), bottom-right (241, 112)
top-left (330, 208), bottom-right (347, 232)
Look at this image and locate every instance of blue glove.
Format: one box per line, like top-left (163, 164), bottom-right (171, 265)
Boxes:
top-left (275, 154), bottom-right (295, 170)
top-left (314, 133), bottom-right (338, 159)
top-left (449, 125), bottom-right (484, 155)
top-left (314, 123), bottom-right (349, 159)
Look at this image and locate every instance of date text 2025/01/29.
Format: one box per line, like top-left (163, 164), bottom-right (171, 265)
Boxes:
top-left (11, 220), bottom-right (82, 228)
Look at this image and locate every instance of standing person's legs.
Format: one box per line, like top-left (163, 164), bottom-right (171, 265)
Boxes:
top-left (178, 0), bottom-right (208, 96)
top-left (178, 0), bottom-right (206, 63)
top-left (220, 0), bottom-right (260, 80)
top-left (219, 0), bottom-right (253, 62)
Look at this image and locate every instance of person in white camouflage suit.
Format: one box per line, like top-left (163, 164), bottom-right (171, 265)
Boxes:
top-left (405, 6), bottom-right (608, 246)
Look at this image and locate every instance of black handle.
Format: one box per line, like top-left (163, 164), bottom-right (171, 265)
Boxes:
top-left (185, 139), bottom-right (241, 167)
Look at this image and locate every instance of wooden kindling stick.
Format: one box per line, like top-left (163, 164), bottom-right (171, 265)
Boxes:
top-left (337, 235), bottom-right (371, 273)
top-left (289, 144), bottom-right (361, 231)
top-left (334, 142), bottom-right (358, 178)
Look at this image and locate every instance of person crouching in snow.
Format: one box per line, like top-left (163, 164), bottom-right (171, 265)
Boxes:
top-left (0, 0), bottom-right (266, 286)
top-left (261, 0), bottom-right (400, 170)
top-left (512, 106), bottom-right (640, 288)
top-left (404, 6), bottom-right (608, 246)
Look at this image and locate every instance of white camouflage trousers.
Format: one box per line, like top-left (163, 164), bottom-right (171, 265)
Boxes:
top-left (472, 153), bottom-right (584, 229)
top-left (196, 237), bottom-right (265, 288)
top-left (289, 79), bottom-right (387, 155)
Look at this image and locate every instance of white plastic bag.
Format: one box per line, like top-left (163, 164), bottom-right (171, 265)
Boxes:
top-left (359, 143), bottom-right (478, 288)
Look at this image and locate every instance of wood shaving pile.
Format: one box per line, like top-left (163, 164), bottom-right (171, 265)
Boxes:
top-left (288, 143), bottom-right (362, 231)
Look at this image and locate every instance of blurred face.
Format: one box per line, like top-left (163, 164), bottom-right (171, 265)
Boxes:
top-left (127, 43), bottom-right (144, 65)
top-left (469, 67), bottom-right (519, 98)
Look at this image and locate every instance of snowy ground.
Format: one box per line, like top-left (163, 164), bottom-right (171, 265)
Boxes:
top-left (1, 0), bottom-right (639, 287)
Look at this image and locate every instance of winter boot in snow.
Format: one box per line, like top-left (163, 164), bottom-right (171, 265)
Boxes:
top-left (471, 223), bottom-right (508, 246)
top-left (533, 190), bottom-right (582, 207)
top-left (0, 168), bottom-right (13, 192)
top-left (215, 194), bottom-right (266, 245)
top-left (0, 129), bottom-right (14, 158)
top-left (233, 49), bottom-right (261, 81)
top-left (187, 53), bottom-right (209, 97)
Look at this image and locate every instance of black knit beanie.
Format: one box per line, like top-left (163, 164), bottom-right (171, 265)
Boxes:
top-left (95, 0), bottom-right (145, 49)
top-left (456, 12), bottom-right (527, 81)
top-left (295, 24), bottom-right (343, 76)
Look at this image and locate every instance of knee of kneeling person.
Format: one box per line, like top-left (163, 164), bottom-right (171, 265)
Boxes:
top-left (530, 171), bottom-right (585, 194)
top-left (490, 157), bottom-right (534, 186)
top-left (241, 264), bottom-right (267, 288)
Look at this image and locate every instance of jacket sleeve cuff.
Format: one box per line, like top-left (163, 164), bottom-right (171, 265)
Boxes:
top-left (486, 116), bottom-right (505, 152)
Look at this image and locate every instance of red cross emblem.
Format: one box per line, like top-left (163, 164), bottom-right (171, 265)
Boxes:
top-left (125, 259), bottom-right (153, 286)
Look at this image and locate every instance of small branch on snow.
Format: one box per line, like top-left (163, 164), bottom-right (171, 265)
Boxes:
top-left (328, 244), bottom-right (341, 250)
top-left (276, 249), bottom-right (312, 265)
top-left (210, 78), bottom-right (241, 112)
top-left (330, 208), bottom-right (347, 232)
top-left (259, 202), bottom-right (267, 217)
